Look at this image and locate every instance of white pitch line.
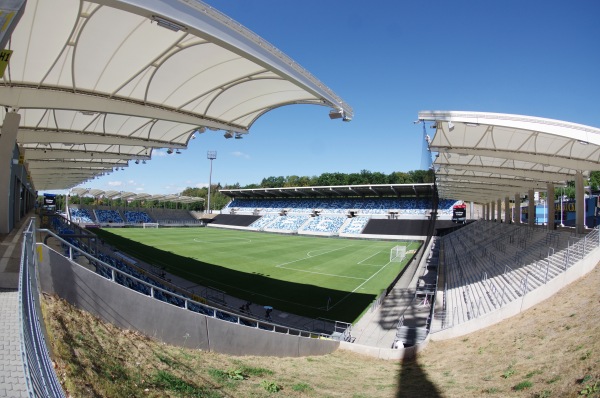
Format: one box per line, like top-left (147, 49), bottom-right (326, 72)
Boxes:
top-left (305, 244), bottom-right (353, 258)
top-left (276, 265), bottom-right (367, 280)
top-left (276, 245), bottom-right (353, 268)
top-left (357, 250), bottom-right (382, 265)
top-left (328, 259), bottom-right (395, 310)
top-left (275, 244), bottom-right (365, 280)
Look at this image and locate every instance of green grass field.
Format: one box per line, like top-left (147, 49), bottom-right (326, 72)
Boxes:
top-left (92, 227), bottom-right (421, 323)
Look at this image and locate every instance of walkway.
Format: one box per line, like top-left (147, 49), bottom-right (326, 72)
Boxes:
top-left (351, 239), bottom-right (435, 347)
top-left (0, 215), bottom-right (31, 397)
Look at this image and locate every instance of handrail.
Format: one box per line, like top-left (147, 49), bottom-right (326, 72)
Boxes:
top-left (38, 228), bottom-right (339, 340)
top-left (440, 222), bottom-right (600, 328)
top-left (19, 219), bottom-right (66, 397)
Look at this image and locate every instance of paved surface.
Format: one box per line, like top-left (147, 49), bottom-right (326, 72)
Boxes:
top-left (352, 241), bottom-right (434, 347)
top-left (0, 216), bottom-right (31, 398)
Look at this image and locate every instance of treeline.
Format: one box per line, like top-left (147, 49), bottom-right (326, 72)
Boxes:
top-left (180, 169), bottom-right (435, 211)
top-left (255, 169), bottom-right (434, 188)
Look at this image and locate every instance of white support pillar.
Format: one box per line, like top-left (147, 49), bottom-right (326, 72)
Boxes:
top-left (575, 171), bottom-right (585, 234)
top-left (491, 201), bottom-right (496, 222)
top-left (504, 196), bottom-right (510, 224)
top-left (514, 193), bottom-right (521, 225)
top-left (547, 183), bottom-right (555, 231)
top-left (497, 198), bottom-right (502, 222)
top-left (528, 189), bottom-right (535, 226)
top-left (0, 112), bottom-right (21, 234)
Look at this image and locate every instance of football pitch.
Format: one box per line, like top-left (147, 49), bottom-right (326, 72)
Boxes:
top-left (93, 227), bottom-right (421, 323)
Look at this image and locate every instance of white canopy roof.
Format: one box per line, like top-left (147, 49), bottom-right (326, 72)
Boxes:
top-left (69, 188), bottom-right (203, 203)
top-left (2, 0), bottom-right (352, 190)
top-left (418, 111), bottom-right (600, 204)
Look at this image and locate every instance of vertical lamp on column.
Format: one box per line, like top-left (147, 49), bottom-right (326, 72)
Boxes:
top-left (207, 151), bottom-right (217, 214)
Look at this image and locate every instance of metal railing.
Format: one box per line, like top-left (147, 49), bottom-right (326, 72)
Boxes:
top-left (19, 218), bottom-right (66, 397)
top-left (38, 226), bottom-right (344, 341)
top-left (436, 223), bottom-right (600, 331)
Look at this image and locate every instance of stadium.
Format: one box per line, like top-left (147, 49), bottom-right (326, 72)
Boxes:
top-left (1, 1), bottom-right (599, 397)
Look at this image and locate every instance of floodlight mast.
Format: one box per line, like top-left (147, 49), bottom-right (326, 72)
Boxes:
top-left (207, 151), bottom-right (217, 214)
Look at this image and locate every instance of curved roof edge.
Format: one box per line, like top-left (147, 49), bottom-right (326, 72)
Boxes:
top-left (418, 110), bottom-right (600, 204)
top-left (109, 0), bottom-right (353, 120)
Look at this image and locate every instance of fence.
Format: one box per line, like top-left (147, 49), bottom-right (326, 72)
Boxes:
top-left (39, 225), bottom-right (347, 340)
top-left (19, 218), bottom-right (66, 397)
top-left (436, 224), bottom-right (600, 330)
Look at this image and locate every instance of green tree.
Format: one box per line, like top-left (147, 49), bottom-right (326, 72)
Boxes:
top-left (589, 171), bottom-right (600, 191)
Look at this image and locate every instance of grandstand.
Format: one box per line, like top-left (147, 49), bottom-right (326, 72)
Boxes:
top-left (123, 210), bottom-right (153, 224)
top-left (1, 0), bottom-right (599, 391)
top-left (211, 183), bottom-right (451, 240)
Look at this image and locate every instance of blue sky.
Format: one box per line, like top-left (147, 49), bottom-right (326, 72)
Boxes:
top-left (63, 0), bottom-right (600, 195)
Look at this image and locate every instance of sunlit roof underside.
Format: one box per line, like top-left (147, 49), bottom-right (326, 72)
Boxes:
top-left (419, 111), bottom-right (600, 204)
top-left (1, 0), bottom-right (352, 190)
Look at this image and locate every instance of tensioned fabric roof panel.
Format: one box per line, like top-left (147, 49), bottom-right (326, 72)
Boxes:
top-left (1, 0), bottom-right (352, 190)
top-left (65, 188), bottom-right (204, 203)
top-left (418, 111), bottom-right (600, 204)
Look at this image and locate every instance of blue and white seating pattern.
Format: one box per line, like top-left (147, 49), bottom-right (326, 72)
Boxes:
top-left (249, 213), bottom-right (278, 229)
top-left (268, 215), bottom-right (309, 232)
top-left (95, 209), bottom-right (125, 223)
top-left (69, 208), bottom-right (95, 223)
top-left (124, 210), bottom-right (153, 224)
top-left (340, 216), bottom-right (370, 234)
top-left (438, 199), bottom-right (457, 215)
top-left (301, 216), bottom-right (346, 233)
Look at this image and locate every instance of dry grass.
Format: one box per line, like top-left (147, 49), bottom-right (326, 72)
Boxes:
top-left (43, 264), bottom-right (600, 398)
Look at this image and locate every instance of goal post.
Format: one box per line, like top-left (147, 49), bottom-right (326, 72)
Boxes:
top-left (142, 222), bottom-right (159, 229)
top-left (390, 245), bottom-right (406, 262)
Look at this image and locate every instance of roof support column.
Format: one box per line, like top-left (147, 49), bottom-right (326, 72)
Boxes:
top-left (491, 201), bottom-right (496, 222)
top-left (528, 189), bottom-right (535, 227)
top-left (505, 196), bottom-right (511, 224)
top-left (514, 193), bottom-right (521, 225)
top-left (0, 112), bottom-right (21, 234)
top-left (497, 198), bottom-right (502, 222)
top-left (575, 171), bottom-right (585, 234)
top-left (547, 183), bottom-right (555, 231)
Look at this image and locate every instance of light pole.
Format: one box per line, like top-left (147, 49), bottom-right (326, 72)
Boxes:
top-left (207, 151), bottom-right (217, 214)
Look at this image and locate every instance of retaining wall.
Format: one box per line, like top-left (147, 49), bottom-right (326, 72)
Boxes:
top-left (38, 244), bottom-right (339, 357)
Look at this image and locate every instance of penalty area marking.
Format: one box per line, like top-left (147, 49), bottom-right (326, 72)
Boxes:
top-left (357, 250), bottom-right (386, 267)
top-left (276, 245), bottom-right (366, 280)
top-left (328, 259), bottom-right (396, 311)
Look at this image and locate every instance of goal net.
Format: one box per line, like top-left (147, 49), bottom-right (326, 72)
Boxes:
top-left (389, 245), bottom-right (406, 262)
top-left (142, 222), bottom-right (159, 229)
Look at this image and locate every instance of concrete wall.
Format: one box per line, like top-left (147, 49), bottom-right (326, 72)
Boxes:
top-left (363, 219), bottom-right (430, 236)
top-left (38, 244), bottom-right (339, 357)
top-left (211, 214), bottom-right (261, 227)
top-left (430, 246), bottom-right (600, 341)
